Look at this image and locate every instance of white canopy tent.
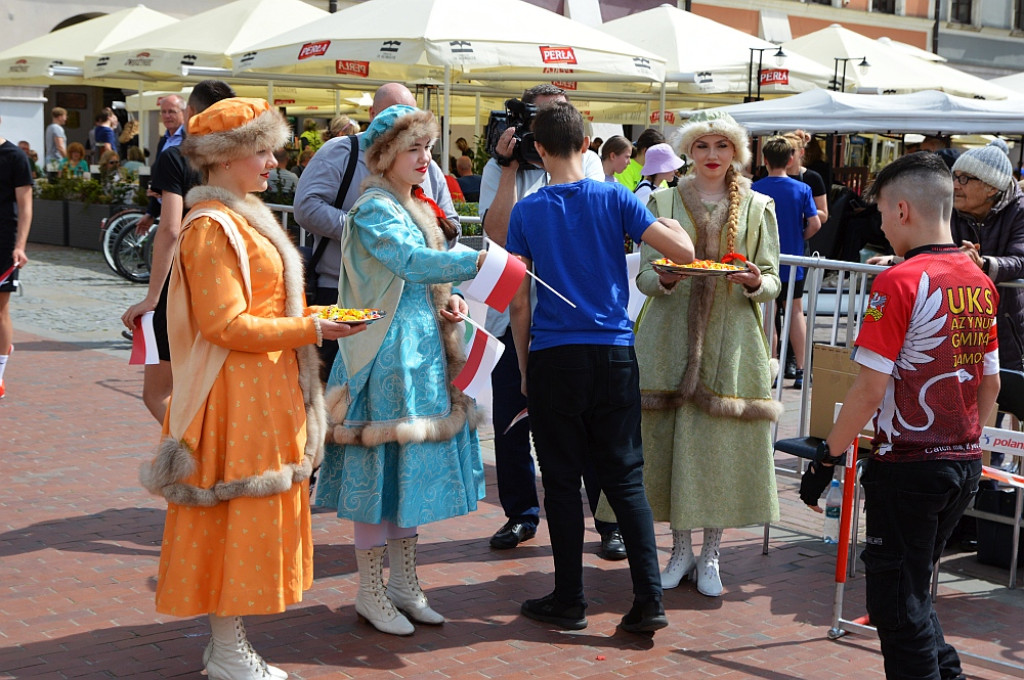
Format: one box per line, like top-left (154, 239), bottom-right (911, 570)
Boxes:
top-left (696, 89), bottom-right (1024, 136)
top-left (229, 0), bottom-right (666, 158)
top-left (783, 25), bottom-right (1016, 100)
top-left (599, 5), bottom-right (832, 102)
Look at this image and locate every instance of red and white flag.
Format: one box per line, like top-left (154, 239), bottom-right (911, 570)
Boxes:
top-left (453, 314), bottom-right (505, 399)
top-left (128, 311), bottom-right (161, 365)
top-left (0, 265), bottom-right (15, 287)
top-left (463, 241), bottom-right (527, 313)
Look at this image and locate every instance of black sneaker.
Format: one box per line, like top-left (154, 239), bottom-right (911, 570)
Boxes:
top-left (490, 520), bottom-right (536, 550)
top-left (619, 599), bottom-right (668, 634)
top-left (784, 355), bottom-right (798, 380)
top-left (791, 369), bottom-right (804, 389)
top-left (598, 530), bottom-right (627, 561)
top-left (521, 593), bottom-right (588, 630)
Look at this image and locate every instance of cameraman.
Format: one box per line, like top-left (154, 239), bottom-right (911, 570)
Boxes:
top-left (480, 84), bottom-right (624, 559)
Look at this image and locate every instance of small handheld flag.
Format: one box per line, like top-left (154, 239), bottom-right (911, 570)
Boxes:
top-left (128, 311), bottom-right (161, 365)
top-left (463, 241), bottom-right (527, 313)
top-left (452, 313), bottom-right (505, 399)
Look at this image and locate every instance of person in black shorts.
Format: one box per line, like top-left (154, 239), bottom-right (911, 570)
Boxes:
top-left (0, 115), bottom-right (33, 399)
top-left (121, 81), bottom-right (235, 422)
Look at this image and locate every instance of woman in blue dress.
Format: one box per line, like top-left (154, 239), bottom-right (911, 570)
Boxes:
top-left (315, 105), bottom-right (487, 636)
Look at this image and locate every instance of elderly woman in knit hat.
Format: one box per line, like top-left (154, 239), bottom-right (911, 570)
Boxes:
top-left (140, 97), bottom-right (363, 680)
top-left (630, 110), bottom-right (782, 598)
top-left (314, 104), bottom-right (489, 636)
top-left (951, 141), bottom-right (1024, 419)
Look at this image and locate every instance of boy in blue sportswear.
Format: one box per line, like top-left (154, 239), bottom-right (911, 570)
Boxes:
top-left (753, 136), bottom-right (821, 388)
top-left (506, 101), bottom-right (694, 634)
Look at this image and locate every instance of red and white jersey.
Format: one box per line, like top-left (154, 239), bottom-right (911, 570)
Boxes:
top-left (853, 245), bottom-right (999, 463)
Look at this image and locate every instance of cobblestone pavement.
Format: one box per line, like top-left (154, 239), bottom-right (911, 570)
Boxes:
top-left (1, 245), bottom-right (1021, 679)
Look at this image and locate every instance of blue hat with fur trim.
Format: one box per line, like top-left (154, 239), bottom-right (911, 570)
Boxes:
top-left (360, 104), bottom-right (418, 151)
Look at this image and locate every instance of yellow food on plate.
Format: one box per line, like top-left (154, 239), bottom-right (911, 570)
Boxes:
top-left (652, 257), bottom-right (744, 271)
top-left (316, 307), bottom-right (385, 322)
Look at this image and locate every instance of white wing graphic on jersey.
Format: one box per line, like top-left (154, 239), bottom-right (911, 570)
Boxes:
top-left (875, 271), bottom-right (948, 443)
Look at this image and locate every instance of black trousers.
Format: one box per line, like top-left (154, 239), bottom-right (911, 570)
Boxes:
top-left (526, 344), bottom-right (660, 604)
top-left (861, 458), bottom-right (981, 680)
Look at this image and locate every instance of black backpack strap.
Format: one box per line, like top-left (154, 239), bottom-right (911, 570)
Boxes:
top-left (309, 134), bottom-right (359, 271)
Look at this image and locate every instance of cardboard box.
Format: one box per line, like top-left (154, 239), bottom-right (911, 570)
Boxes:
top-left (809, 343), bottom-right (874, 442)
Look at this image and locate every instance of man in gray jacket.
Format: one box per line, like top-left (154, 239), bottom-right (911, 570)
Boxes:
top-left (294, 82), bottom-right (458, 374)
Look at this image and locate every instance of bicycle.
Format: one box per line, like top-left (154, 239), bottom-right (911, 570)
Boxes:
top-left (99, 207), bottom-right (158, 276)
top-left (111, 219), bottom-right (157, 283)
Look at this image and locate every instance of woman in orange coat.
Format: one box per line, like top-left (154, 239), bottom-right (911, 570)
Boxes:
top-left (140, 98), bottom-right (364, 680)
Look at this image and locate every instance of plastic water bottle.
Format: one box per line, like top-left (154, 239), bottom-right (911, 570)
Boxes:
top-left (823, 479), bottom-right (842, 544)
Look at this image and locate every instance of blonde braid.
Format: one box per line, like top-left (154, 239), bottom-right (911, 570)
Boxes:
top-left (724, 166), bottom-right (742, 255)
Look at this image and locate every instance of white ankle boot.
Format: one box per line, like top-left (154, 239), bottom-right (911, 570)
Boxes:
top-left (204, 615), bottom-right (286, 680)
top-left (355, 545), bottom-right (415, 636)
top-left (696, 528), bottom-right (724, 597)
top-left (386, 536), bottom-right (444, 625)
top-left (661, 529), bottom-right (696, 590)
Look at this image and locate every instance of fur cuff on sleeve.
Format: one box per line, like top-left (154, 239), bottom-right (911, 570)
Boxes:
top-left (742, 281), bottom-right (766, 299)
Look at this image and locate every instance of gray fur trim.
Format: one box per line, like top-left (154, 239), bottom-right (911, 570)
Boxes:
top-left (363, 111), bottom-right (439, 176)
top-left (140, 186), bottom-right (326, 506)
top-left (181, 108), bottom-right (291, 174)
top-left (326, 176), bottom-right (482, 447)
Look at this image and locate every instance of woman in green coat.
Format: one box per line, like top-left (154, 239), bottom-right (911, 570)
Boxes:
top-left (635, 111), bottom-right (782, 597)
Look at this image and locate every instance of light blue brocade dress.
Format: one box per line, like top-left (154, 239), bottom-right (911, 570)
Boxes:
top-left (314, 191), bottom-right (485, 528)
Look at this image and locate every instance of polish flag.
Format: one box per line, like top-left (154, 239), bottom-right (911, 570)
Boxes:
top-left (0, 265), bottom-right (15, 286)
top-left (463, 242), bottom-right (527, 313)
top-left (128, 311), bottom-right (161, 365)
top-left (453, 315), bottom-right (505, 399)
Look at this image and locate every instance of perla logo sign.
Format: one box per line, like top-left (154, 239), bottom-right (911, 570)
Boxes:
top-left (298, 41), bottom-right (330, 60)
top-left (125, 51), bottom-right (153, 67)
top-left (335, 60), bottom-right (369, 77)
top-left (539, 46), bottom-right (577, 65)
top-left (10, 59), bottom-right (29, 73)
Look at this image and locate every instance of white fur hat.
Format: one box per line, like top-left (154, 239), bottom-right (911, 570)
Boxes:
top-left (673, 110), bottom-right (751, 172)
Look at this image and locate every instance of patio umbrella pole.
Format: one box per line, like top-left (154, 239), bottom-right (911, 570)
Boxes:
top-left (659, 81), bottom-right (667, 134)
top-left (442, 65), bottom-right (451, 174)
top-left (137, 80), bottom-right (145, 157)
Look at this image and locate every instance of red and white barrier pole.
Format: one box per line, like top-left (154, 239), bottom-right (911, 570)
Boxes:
top-left (829, 436), bottom-right (861, 639)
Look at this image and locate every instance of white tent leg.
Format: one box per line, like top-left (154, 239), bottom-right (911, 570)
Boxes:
top-left (659, 81), bottom-right (667, 134)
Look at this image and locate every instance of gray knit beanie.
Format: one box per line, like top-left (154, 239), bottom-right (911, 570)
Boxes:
top-left (952, 140), bottom-right (1013, 192)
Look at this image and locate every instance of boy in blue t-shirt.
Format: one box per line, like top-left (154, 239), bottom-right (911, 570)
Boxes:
top-left (506, 101), bottom-right (694, 635)
top-left (752, 136), bottom-right (821, 388)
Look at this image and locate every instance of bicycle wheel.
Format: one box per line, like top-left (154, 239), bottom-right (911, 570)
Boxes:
top-left (100, 208), bottom-right (145, 274)
top-left (112, 222), bottom-right (155, 283)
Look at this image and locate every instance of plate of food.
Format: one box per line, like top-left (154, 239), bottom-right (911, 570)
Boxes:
top-left (316, 307), bottom-right (387, 325)
top-left (652, 257), bottom-right (747, 277)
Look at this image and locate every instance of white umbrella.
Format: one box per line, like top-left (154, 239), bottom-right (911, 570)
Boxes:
top-left (231, 0), bottom-right (665, 158)
top-left (783, 24), bottom-right (1015, 99)
top-left (0, 5), bottom-right (178, 86)
top-left (876, 37), bottom-right (946, 63)
top-left (990, 72), bottom-right (1024, 99)
top-left (85, 0), bottom-right (332, 81)
top-left (599, 6), bottom-right (832, 98)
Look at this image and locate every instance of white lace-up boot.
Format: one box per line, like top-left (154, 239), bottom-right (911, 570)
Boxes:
top-left (204, 615), bottom-right (286, 680)
top-left (355, 545), bottom-right (415, 636)
top-left (696, 528), bottom-right (724, 597)
top-left (386, 536), bottom-right (444, 625)
top-left (660, 529), bottom-right (697, 589)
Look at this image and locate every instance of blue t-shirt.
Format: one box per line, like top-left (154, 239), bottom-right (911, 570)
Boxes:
top-left (752, 175), bottom-right (816, 281)
top-left (94, 125), bottom-right (117, 155)
top-left (506, 178), bottom-right (653, 351)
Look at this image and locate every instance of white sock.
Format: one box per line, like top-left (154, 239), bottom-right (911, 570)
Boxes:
top-left (0, 354), bottom-right (8, 382)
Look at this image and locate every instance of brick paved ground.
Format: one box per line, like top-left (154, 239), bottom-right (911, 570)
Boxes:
top-left (1, 246), bottom-right (1021, 679)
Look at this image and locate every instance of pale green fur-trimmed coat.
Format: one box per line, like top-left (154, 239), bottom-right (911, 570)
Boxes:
top-left (634, 176), bottom-right (783, 530)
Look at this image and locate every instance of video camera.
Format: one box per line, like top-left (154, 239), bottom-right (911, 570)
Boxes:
top-left (484, 98), bottom-right (541, 167)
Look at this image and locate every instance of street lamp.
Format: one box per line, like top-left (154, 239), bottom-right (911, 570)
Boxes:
top-left (831, 56), bottom-right (870, 92)
top-left (746, 46), bottom-right (787, 102)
